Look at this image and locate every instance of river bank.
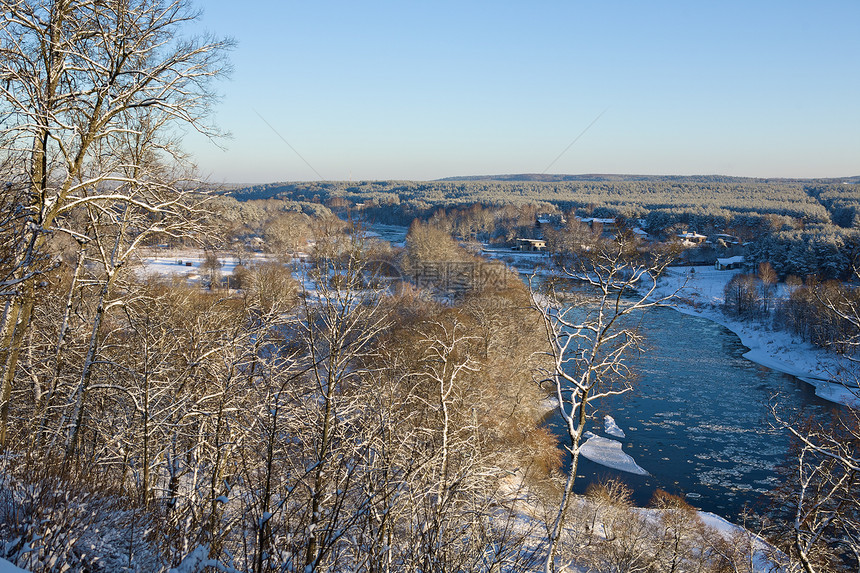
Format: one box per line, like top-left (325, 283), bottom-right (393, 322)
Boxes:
top-left (490, 249), bottom-right (858, 407)
top-left (652, 265), bottom-right (859, 407)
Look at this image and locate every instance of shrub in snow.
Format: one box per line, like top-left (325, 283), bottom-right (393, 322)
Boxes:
top-left (553, 479), bottom-right (781, 572)
top-left (0, 473), bottom-right (159, 572)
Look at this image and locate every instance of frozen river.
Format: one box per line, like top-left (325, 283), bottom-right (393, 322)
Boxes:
top-left (542, 303), bottom-right (844, 521)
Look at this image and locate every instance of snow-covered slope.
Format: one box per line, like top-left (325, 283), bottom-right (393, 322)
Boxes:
top-left (0, 559), bottom-right (28, 573)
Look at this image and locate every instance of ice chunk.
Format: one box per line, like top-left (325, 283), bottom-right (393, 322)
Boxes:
top-left (604, 415), bottom-right (626, 438)
top-left (580, 435), bottom-right (649, 475)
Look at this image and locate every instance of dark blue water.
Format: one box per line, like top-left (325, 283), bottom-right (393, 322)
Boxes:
top-left (542, 304), bottom-right (843, 521)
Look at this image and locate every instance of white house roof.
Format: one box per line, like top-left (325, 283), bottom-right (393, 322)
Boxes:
top-left (517, 238), bottom-right (546, 243)
top-left (716, 256), bottom-right (745, 265)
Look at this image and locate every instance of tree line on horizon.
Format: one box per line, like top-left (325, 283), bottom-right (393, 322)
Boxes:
top-left (223, 178), bottom-right (860, 280)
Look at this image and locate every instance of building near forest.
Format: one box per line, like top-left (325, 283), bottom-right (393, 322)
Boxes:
top-left (514, 238), bottom-right (547, 252)
top-left (708, 233), bottom-right (740, 246)
top-left (715, 255), bottom-right (745, 270)
top-left (577, 217), bottom-right (617, 233)
top-left (678, 231), bottom-right (708, 245)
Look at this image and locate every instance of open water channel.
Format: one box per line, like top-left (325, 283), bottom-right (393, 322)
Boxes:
top-left (542, 302), bottom-right (844, 521)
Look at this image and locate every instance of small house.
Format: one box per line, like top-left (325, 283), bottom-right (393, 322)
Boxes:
top-left (715, 256), bottom-right (745, 270)
top-left (246, 236), bottom-right (266, 251)
top-left (514, 238), bottom-right (547, 252)
top-left (577, 217), bottom-right (617, 234)
top-left (709, 234), bottom-right (740, 246)
top-left (678, 232), bottom-right (707, 245)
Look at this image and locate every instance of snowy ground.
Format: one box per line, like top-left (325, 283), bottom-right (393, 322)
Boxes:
top-left (134, 249), bottom-right (306, 284)
top-left (653, 265), bottom-right (859, 407)
top-left (695, 511), bottom-right (784, 571)
top-left (363, 223), bottom-right (409, 247)
top-left (498, 471), bottom-right (783, 573)
top-left (135, 248), bottom-right (401, 310)
top-left (134, 248), bottom-right (244, 281)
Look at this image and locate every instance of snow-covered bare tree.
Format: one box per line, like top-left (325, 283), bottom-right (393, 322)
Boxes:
top-left (0, 0), bottom-right (231, 446)
top-left (773, 399), bottom-right (859, 572)
top-left (358, 304), bottom-right (545, 572)
top-left (771, 269), bottom-right (860, 573)
top-left (297, 238), bottom-right (394, 570)
top-left (532, 230), bottom-right (679, 572)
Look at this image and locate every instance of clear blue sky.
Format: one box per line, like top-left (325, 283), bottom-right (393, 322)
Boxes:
top-left (184, 1), bottom-right (860, 183)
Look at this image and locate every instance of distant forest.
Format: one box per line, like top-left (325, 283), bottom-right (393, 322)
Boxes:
top-left (223, 175), bottom-right (860, 280)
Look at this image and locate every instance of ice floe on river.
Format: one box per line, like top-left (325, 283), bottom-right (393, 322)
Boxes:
top-left (580, 432), bottom-right (649, 475)
top-left (603, 415), bottom-right (625, 438)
